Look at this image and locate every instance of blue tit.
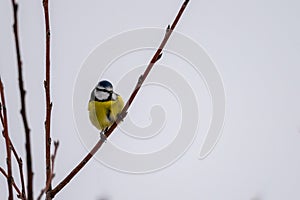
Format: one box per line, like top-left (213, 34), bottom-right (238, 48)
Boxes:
top-left (88, 80), bottom-right (124, 136)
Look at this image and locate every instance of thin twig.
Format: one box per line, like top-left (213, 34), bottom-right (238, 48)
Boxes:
top-left (49, 0), bottom-right (190, 198)
top-left (37, 141), bottom-right (59, 200)
top-left (42, 0), bottom-right (53, 193)
top-left (48, 139), bottom-right (105, 198)
top-left (0, 166), bottom-right (23, 199)
top-left (10, 140), bottom-right (26, 199)
top-left (0, 104), bottom-right (4, 125)
top-left (10, 0), bottom-right (34, 199)
top-left (0, 79), bottom-right (13, 199)
top-left (0, 82), bottom-right (26, 199)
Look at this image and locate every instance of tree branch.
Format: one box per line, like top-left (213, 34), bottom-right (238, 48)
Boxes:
top-left (10, 140), bottom-right (26, 199)
top-left (1, 85), bottom-right (26, 199)
top-left (0, 79), bottom-right (13, 199)
top-left (0, 132), bottom-right (27, 199)
top-left (10, 0), bottom-right (34, 199)
top-left (48, 0), bottom-right (190, 198)
top-left (37, 141), bottom-right (59, 200)
top-left (0, 166), bottom-right (23, 199)
top-left (42, 0), bottom-right (53, 194)
top-left (0, 117), bottom-right (26, 200)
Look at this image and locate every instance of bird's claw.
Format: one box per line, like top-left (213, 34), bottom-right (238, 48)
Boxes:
top-left (100, 129), bottom-right (108, 143)
top-left (100, 133), bottom-right (107, 143)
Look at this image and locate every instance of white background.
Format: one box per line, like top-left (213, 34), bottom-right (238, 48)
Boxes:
top-left (1, 0), bottom-right (300, 199)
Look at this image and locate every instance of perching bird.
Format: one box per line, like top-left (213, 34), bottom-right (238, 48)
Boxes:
top-left (88, 80), bottom-right (124, 140)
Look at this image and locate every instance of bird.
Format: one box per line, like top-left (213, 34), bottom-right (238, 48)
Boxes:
top-left (88, 80), bottom-right (124, 141)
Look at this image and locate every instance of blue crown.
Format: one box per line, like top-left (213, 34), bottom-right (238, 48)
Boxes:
top-left (97, 80), bottom-right (113, 90)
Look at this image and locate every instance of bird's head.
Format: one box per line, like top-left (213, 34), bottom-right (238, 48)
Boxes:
top-left (96, 80), bottom-right (113, 92)
top-left (92, 80), bottom-right (115, 101)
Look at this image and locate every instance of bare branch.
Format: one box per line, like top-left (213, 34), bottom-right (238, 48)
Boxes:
top-left (42, 0), bottom-right (53, 193)
top-left (48, 0), bottom-right (190, 198)
top-left (10, 0), bottom-right (34, 199)
top-left (37, 141), bottom-right (59, 200)
top-left (0, 79), bottom-right (13, 199)
top-left (1, 85), bottom-right (26, 199)
top-left (0, 166), bottom-right (23, 199)
top-left (51, 141), bottom-right (59, 171)
top-left (10, 141), bottom-right (26, 199)
top-left (0, 104), bottom-right (4, 126)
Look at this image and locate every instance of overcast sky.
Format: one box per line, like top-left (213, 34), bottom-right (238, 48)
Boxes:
top-left (1, 0), bottom-right (300, 199)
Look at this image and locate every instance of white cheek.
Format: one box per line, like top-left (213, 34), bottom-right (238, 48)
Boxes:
top-left (112, 93), bottom-right (117, 100)
top-left (94, 90), bottom-right (109, 100)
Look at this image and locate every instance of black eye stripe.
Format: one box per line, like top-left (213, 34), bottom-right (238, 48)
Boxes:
top-left (95, 88), bottom-right (112, 93)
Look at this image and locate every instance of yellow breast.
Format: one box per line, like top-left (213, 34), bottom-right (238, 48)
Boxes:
top-left (88, 95), bottom-right (124, 130)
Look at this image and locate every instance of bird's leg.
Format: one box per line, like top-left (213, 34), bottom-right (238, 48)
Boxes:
top-left (99, 128), bottom-right (108, 143)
